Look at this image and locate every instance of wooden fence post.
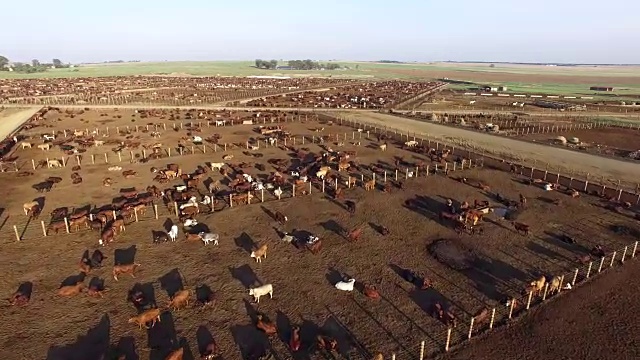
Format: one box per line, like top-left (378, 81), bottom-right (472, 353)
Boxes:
top-left (571, 268), bottom-right (579, 285)
top-left (13, 225), bottom-right (20, 241)
top-left (134, 208), bottom-right (139, 222)
top-left (621, 246), bottom-right (628, 262)
top-left (609, 251), bottom-right (617, 267)
top-left (391, 354), bottom-right (396, 360)
top-left (31, 159), bottom-right (36, 170)
top-left (154, 204), bottom-right (158, 220)
top-left (632, 241), bottom-right (638, 257)
top-left (309, 181), bottom-right (312, 194)
top-left (247, 191), bottom-right (251, 205)
top-left (542, 283), bottom-right (550, 300)
top-left (293, 184), bottom-right (296, 197)
top-left (64, 217), bottom-right (70, 233)
top-left (586, 261), bottom-right (593, 278)
top-left (104, 153), bottom-right (108, 163)
top-left (229, 194), bottom-right (233, 207)
top-left (489, 308), bottom-right (496, 329)
top-left (322, 180), bottom-right (325, 193)
top-left (557, 275), bottom-right (565, 293)
top-left (445, 328), bottom-right (452, 352)
top-left (395, 169), bottom-right (398, 180)
top-left (384, 171), bottom-right (387, 182)
top-left (467, 317), bottom-right (475, 339)
top-left (526, 291), bottom-right (533, 309)
top-left (174, 202), bottom-right (179, 216)
top-left (419, 341), bottom-right (425, 360)
top-left (598, 256), bottom-right (605, 272)
top-left (41, 220), bottom-right (47, 236)
top-left (508, 298), bottom-right (515, 318)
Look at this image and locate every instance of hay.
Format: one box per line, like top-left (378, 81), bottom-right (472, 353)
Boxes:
top-left (428, 239), bottom-right (477, 270)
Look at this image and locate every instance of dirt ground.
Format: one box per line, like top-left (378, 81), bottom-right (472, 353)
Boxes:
top-left (1, 112), bottom-right (638, 359)
top-left (524, 127), bottom-right (640, 158)
top-left (341, 111), bottom-right (640, 190)
top-left (442, 259), bottom-right (640, 360)
top-left (0, 107), bottom-right (42, 139)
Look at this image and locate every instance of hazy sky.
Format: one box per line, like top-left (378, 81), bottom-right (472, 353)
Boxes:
top-left (2, 0), bottom-right (639, 64)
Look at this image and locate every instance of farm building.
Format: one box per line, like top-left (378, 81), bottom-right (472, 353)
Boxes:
top-left (533, 99), bottom-right (586, 111)
top-left (482, 86), bottom-right (507, 92)
top-left (590, 86), bottom-right (614, 91)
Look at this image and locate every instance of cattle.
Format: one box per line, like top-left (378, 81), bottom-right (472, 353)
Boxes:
top-left (274, 211), bottom-right (288, 224)
top-left (249, 284), bottom-right (273, 303)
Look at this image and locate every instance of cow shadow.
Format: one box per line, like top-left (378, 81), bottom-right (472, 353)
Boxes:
top-left (114, 245), bottom-right (137, 265)
top-left (147, 311), bottom-right (178, 360)
top-left (113, 336), bottom-right (139, 360)
top-left (15, 281), bottom-right (34, 300)
top-left (159, 268), bottom-right (184, 298)
top-left (235, 232), bottom-right (255, 254)
top-left (320, 313), bottom-right (363, 358)
top-left (526, 241), bottom-right (572, 265)
top-left (388, 264), bottom-right (420, 287)
top-left (189, 222), bottom-right (211, 234)
top-left (403, 195), bottom-right (441, 221)
top-left (128, 282), bottom-right (157, 313)
top-left (275, 311), bottom-right (293, 347)
top-left (230, 264), bottom-right (261, 288)
top-left (196, 326), bottom-right (216, 357)
top-left (45, 314), bottom-right (111, 360)
top-left (542, 231), bottom-right (590, 254)
top-left (464, 255), bottom-right (530, 301)
top-left (162, 218), bottom-right (175, 232)
top-left (260, 206), bottom-right (275, 221)
top-left (325, 268), bottom-right (349, 287)
top-left (60, 273), bottom-right (87, 287)
top-left (88, 277), bottom-right (106, 291)
top-left (231, 324), bottom-right (271, 360)
top-left (319, 220), bottom-right (346, 237)
top-left (195, 284), bottom-right (215, 305)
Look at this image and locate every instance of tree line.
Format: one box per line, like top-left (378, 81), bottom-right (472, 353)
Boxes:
top-left (255, 59), bottom-right (341, 70)
top-left (0, 56), bottom-right (69, 73)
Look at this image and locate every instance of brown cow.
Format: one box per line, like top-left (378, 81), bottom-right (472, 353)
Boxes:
top-left (513, 222), bottom-right (530, 235)
top-left (113, 263), bottom-right (141, 281)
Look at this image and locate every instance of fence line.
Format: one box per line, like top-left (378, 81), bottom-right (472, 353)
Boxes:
top-left (337, 115), bottom-right (640, 202)
top-left (331, 115), bottom-right (640, 358)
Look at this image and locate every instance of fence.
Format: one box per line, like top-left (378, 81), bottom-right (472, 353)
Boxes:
top-left (1, 142), bottom-right (483, 244)
top-left (328, 114), bottom-right (640, 358)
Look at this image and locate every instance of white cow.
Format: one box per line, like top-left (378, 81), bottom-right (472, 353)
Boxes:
top-left (43, 134), bottom-right (56, 141)
top-left (193, 136), bottom-right (203, 143)
top-left (210, 162), bottom-right (225, 171)
top-left (198, 232), bottom-right (219, 246)
top-left (168, 225), bottom-right (178, 242)
top-left (248, 284), bottom-right (273, 303)
top-left (183, 218), bottom-right (198, 228)
top-left (335, 279), bottom-right (356, 291)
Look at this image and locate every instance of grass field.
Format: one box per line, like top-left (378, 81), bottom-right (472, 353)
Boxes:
top-left (2, 61), bottom-right (640, 96)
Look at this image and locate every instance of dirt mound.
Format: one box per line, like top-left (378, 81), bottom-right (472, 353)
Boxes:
top-left (428, 239), bottom-right (477, 270)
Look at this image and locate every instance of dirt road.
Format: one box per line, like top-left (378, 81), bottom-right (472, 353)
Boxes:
top-left (442, 259), bottom-right (640, 360)
top-left (342, 111), bottom-right (640, 188)
top-left (0, 107), bottom-right (41, 139)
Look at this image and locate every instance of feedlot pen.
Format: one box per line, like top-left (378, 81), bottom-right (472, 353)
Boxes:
top-left (0, 109), bottom-right (637, 360)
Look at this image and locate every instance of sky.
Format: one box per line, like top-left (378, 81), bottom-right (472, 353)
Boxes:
top-left (2, 0), bottom-right (639, 64)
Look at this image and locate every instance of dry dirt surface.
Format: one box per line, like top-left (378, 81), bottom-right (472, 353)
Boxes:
top-left (0, 107), bottom-right (42, 138)
top-left (342, 111), bottom-right (640, 189)
top-left (524, 127), bottom-right (640, 158)
top-left (1, 109), bottom-right (639, 360)
top-left (442, 259), bottom-right (640, 360)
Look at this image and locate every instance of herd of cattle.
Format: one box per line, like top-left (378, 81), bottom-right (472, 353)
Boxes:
top-left (246, 81), bottom-right (446, 108)
top-left (0, 76), bottom-right (357, 102)
top-left (4, 103), bottom-right (628, 359)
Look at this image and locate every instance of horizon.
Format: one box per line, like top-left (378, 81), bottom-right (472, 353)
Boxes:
top-left (2, 0), bottom-right (639, 64)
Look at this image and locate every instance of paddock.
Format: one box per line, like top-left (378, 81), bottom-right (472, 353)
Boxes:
top-left (0, 110), bottom-right (638, 359)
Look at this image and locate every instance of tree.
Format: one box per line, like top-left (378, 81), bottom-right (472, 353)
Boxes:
top-left (52, 59), bottom-right (62, 68)
top-left (255, 59), bottom-right (264, 68)
top-left (269, 60), bottom-right (278, 69)
top-left (489, 64), bottom-right (495, 68)
top-left (0, 55), bottom-right (8, 70)
top-left (32, 59), bottom-right (40, 67)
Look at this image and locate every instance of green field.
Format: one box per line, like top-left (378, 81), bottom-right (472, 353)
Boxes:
top-left (2, 61), bottom-right (639, 97)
